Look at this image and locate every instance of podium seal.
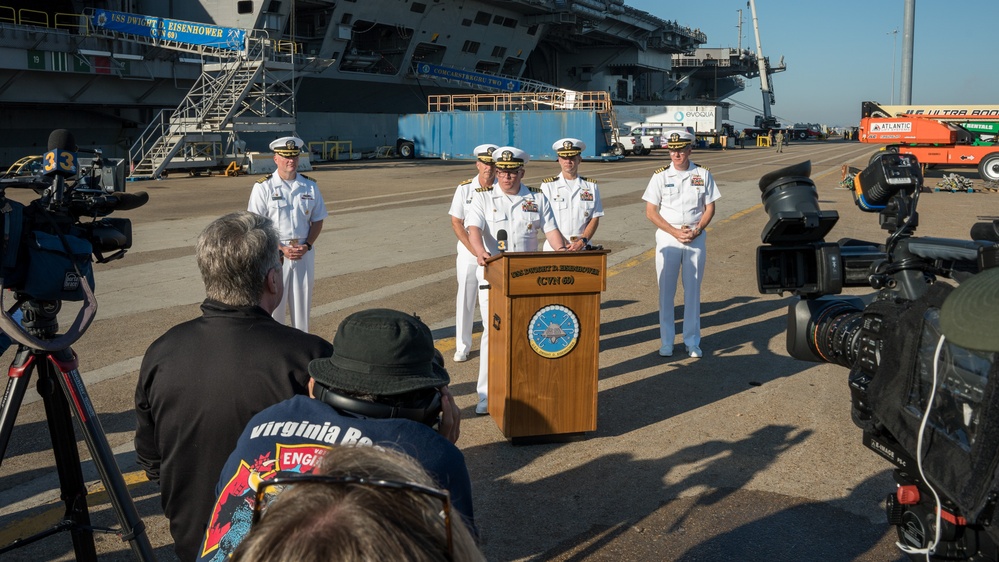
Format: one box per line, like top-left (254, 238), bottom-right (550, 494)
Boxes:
top-left (528, 304), bottom-right (579, 359)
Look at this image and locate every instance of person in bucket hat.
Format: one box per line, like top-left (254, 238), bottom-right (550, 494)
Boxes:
top-left (940, 267), bottom-right (999, 353)
top-left (196, 309), bottom-right (474, 562)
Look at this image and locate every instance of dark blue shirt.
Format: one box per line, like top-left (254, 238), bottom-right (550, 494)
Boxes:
top-left (196, 395), bottom-right (474, 562)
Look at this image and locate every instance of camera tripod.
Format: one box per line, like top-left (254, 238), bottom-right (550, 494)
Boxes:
top-left (0, 299), bottom-right (155, 561)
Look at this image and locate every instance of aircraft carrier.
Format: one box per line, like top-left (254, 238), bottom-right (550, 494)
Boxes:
top-left (0, 0), bottom-right (774, 167)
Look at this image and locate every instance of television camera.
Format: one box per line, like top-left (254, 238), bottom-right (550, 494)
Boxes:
top-left (755, 154), bottom-right (999, 560)
top-left (0, 129), bottom-right (148, 349)
top-left (0, 129), bottom-right (155, 560)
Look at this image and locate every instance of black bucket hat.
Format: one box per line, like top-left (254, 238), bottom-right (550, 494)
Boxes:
top-left (309, 309), bottom-right (450, 395)
top-left (940, 268), bottom-right (999, 352)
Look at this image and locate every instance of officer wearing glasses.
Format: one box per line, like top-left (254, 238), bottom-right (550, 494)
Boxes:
top-left (463, 146), bottom-right (567, 415)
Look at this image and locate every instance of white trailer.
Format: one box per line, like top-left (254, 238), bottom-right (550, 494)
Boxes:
top-left (623, 105), bottom-right (726, 134)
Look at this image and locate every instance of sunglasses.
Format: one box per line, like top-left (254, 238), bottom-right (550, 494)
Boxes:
top-left (252, 474), bottom-right (453, 555)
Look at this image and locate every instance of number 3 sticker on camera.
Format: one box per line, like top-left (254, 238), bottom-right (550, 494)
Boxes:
top-left (43, 149), bottom-right (77, 176)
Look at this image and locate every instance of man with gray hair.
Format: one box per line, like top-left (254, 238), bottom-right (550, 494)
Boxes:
top-left (135, 211), bottom-right (334, 561)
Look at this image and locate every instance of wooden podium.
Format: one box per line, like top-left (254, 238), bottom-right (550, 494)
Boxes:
top-left (483, 250), bottom-right (609, 439)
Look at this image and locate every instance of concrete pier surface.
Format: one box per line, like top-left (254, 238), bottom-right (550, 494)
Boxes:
top-left (1, 140), bottom-right (995, 561)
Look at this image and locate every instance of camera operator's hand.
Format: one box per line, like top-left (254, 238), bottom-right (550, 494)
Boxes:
top-left (437, 385), bottom-right (461, 444)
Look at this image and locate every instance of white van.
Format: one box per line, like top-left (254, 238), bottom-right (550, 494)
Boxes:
top-left (627, 125), bottom-right (665, 156)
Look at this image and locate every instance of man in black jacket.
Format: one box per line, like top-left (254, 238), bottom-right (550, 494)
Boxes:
top-left (134, 211), bottom-right (333, 561)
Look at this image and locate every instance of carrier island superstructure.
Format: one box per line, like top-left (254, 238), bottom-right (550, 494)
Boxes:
top-left (0, 0), bottom-right (777, 168)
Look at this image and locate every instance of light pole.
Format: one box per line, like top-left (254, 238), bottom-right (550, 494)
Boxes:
top-left (888, 28), bottom-right (898, 104)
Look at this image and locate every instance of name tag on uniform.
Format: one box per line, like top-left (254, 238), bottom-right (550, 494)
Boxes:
top-left (665, 183), bottom-right (675, 188)
top-left (301, 193), bottom-right (314, 200)
top-left (691, 176), bottom-right (704, 187)
top-left (271, 193), bottom-right (283, 200)
top-left (522, 201), bottom-right (538, 213)
top-left (580, 191), bottom-right (594, 201)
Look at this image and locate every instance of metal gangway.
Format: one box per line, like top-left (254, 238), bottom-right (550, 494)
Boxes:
top-left (82, 8), bottom-right (333, 180)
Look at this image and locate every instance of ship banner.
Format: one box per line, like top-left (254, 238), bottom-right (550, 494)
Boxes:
top-left (416, 63), bottom-right (521, 92)
top-left (90, 9), bottom-right (246, 52)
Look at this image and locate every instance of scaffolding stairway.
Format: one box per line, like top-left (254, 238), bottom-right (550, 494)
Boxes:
top-left (81, 8), bottom-right (332, 180)
top-left (128, 44), bottom-right (297, 179)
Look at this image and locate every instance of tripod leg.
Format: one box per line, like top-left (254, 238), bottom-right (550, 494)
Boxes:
top-left (35, 352), bottom-right (99, 562)
top-left (0, 346), bottom-right (34, 463)
top-left (46, 349), bottom-right (156, 562)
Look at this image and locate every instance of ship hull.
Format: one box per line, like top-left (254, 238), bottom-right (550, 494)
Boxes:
top-left (0, 0), bottom-right (754, 166)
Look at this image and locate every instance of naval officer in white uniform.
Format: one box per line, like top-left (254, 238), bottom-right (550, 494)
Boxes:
top-left (247, 136), bottom-right (328, 333)
top-left (642, 130), bottom-right (720, 358)
top-left (448, 143), bottom-right (498, 363)
top-left (464, 146), bottom-right (568, 414)
top-left (539, 138), bottom-right (604, 251)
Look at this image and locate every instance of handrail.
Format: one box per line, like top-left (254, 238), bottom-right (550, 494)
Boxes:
top-left (129, 108), bottom-right (171, 166)
top-left (54, 12), bottom-right (86, 31)
top-left (428, 91), bottom-right (613, 113)
top-left (17, 8), bottom-right (47, 27)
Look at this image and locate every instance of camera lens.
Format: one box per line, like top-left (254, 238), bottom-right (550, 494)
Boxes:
top-left (788, 298), bottom-right (866, 366)
top-left (807, 300), bottom-right (865, 367)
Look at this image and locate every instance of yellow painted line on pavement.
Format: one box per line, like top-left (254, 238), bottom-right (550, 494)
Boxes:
top-left (0, 471), bottom-right (149, 546)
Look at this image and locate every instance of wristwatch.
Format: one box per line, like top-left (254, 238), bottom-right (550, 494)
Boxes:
top-left (580, 237), bottom-right (589, 246)
top-left (305, 242), bottom-right (313, 251)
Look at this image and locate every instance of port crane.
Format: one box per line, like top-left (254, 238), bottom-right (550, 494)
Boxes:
top-left (740, 0), bottom-right (785, 139)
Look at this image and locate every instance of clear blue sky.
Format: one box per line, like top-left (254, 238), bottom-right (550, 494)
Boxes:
top-left (626, 0), bottom-right (999, 128)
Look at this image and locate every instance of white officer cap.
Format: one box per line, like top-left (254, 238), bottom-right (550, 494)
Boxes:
top-left (665, 130), bottom-right (694, 149)
top-left (493, 146), bottom-right (529, 170)
top-left (474, 144), bottom-right (499, 163)
top-left (270, 136), bottom-right (304, 157)
top-left (553, 138), bottom-right (585, 157)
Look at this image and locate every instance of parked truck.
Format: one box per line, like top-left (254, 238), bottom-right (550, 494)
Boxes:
top-left (859, 101), bottom-right (999, 181)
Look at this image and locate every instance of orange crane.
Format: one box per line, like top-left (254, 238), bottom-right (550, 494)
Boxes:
top-left (859, 101), bottom-right (999, 181)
